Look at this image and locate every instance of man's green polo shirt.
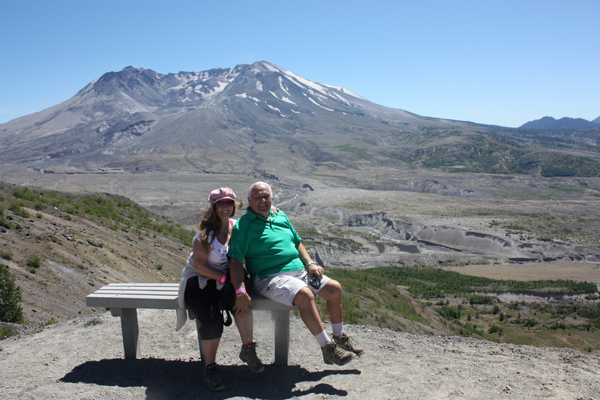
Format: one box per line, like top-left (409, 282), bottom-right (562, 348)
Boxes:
top-left (229, 208), bottom-right (304, 280)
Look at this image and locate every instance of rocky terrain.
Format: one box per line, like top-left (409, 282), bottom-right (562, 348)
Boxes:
top-left (1, 309), bottom-right (599, 400)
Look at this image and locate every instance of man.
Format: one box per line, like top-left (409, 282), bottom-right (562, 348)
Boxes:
top-left (229, 181), bottom-right (363, 366)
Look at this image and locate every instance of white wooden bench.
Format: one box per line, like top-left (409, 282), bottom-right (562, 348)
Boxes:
top-left (86, 283), bottom-right (298, 366)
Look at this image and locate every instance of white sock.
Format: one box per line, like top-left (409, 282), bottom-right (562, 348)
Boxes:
top-left (314, 330), bottom-right (331, 348)
top-left (332, 322), bottom-right (344, 337)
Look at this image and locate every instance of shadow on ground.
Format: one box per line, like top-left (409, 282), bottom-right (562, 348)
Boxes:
top-left (60, 358), bottom-right (360, 399)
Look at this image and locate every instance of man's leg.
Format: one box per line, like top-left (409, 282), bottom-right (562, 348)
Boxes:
top-left (317, 278), bottom-right (364, 356)
top-left (293, 287), bottom-right (326, 335)
top-left (315, 279), bottom-right (343, 324)
top-left (293, 286), bottom-right (353, 366)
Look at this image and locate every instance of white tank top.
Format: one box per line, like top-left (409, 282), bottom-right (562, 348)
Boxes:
top-left (193, 219), bottom-right (235, 272)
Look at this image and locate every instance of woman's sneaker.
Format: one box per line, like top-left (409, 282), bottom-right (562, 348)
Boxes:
top-left (203, 363), bottom-right (225, 392)
top-left (322, 340), bottom-right (354, 365)
top-left (333, 333), bottom-right (364, 356)
top-left (239, 342), bottom-right (265, 373)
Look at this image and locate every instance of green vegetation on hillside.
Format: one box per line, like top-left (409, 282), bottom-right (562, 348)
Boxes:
top-left (381, 134), bottom-right (530, 174)
top-left (488, 126), bottom-right (600, 154)
top-left (5, 185), bottom-right (193, 246)
top-left (329, 266), bottom-right (596, 301)
top-left (379, 132), bottom-right (600, 177)
top-left (322, 266), bottom-right (599, 353)
top-left (0, 264), bottom-right (23, 324)
top-left (538, 153), bottom-right (600, 177)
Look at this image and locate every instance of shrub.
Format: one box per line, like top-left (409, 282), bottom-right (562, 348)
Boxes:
top-left (84, 316), bottom-right (104, 327)
top-left (1, 325), bottom-right (16, 339)
top-left (435, 306), bottom-right (462, 320)
top-left (0, 264), bottom-right (24, 323)
top-left (469, 295), bottom-right (493, 305)
top-left (9, 202), bottom-right (30, 218)
top-left (27, 254), bottom-right (41, 269)
top-left (488, 324), bottom-right (503, 334)
top-left (549, 322), bottom-right (567, 330)
top-left (1, 249), bottom-right (13, 260)
top-left (0, 208), bottom-right (12, 229)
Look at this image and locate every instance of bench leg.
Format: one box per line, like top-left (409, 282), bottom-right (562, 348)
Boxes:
top-left (112, 307), bottom-right (141, 359)
top-left (271, 310), bottom-right (290, 366)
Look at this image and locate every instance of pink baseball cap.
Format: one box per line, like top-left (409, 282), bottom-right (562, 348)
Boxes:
top-left (207, 187), bottom-right (236, 205)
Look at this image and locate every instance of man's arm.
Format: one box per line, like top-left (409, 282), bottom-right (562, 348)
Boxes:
top-left (296, 242), bottom-right (324, 279)
top-left (229, 257), bottom-right (252, 316)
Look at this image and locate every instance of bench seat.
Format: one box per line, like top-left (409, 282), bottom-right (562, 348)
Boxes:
top-left (86, 283), bottom-right (298, 365)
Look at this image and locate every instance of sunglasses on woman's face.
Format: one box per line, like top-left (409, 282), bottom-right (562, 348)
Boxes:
top-left (216, 200), bottom-right (235, 207)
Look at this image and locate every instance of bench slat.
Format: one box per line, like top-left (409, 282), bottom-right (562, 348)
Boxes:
top-left (107, 283), bottom-right (177, 286)
top-left (89, 290), bottom-right (179, 296)
top-left (87, 295), bottom-right (177, 310)
top-left (98, 283), bottom-right (178, 290)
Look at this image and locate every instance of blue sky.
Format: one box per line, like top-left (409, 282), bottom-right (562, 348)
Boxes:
top-left (1, 0), bottom-right (598, 127)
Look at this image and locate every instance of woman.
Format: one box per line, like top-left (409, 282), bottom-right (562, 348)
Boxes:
top-left (176, 187), bottom-right (264, 392)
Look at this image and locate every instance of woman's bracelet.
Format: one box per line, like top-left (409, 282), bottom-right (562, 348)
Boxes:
top-left (235, 287), bottom-right (247, 297)
top-left (307, 261), bottom-right (318, 267)
top-left (219, 273), bottom-right (227, 284)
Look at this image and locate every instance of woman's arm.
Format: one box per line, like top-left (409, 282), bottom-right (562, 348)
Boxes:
top-left (192, 238), bottom-right (225, 281)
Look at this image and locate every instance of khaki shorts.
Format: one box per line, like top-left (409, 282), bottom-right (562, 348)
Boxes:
top-left (253, 269), bottom-right (331, 306)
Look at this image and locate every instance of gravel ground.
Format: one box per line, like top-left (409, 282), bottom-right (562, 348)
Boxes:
top-left (1, 309), bottom-right (599, 400)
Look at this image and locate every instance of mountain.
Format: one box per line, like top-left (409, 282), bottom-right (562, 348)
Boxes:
top-left (519, 116), bottom-right (600, 130)
top-left (1, 62), bottom-right (599, 179)
top-left (0, 62), bottom-right (424, 172)
top-left (0, 62), bottom-right (497, 175)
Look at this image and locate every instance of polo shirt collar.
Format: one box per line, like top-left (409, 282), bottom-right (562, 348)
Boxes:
top-left (245, 207), bottom-right (276, 221)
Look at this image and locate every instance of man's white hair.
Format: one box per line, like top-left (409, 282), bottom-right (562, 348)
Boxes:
top-left (248, 181), bottom-right (272, 198)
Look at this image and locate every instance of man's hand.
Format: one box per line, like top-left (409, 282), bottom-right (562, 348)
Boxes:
top-left (233, 293), bottom-right (252, 316)
top-left (307, 262), bottom-right (324, 279)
